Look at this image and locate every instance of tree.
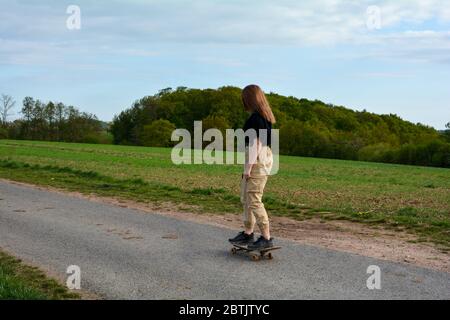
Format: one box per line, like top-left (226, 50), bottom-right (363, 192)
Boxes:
top-left (30, 100), bottom-right (45, 140)
top-left (0, 126), bottom-right (7, 139)
top-left (140, 119), bottom-right (176, 147)
top-left (1, 94), bottom-right (16, 125)
top-left (55, 102), bottom-right (65, 141)
top-left (44, 102), bottom-right (56, 140)
top-left (443, 122), bottom-right (450, 143)
top-left (109, 106), bottom-right (142, 145)
top-left (21, 97), bottom-right (34, 122)
top-left (107, 86), bottom-right (450, 168)
top-left (202, 115), bottom-right (230, 134)
top-left (21, 97), bottom-right (35, 139)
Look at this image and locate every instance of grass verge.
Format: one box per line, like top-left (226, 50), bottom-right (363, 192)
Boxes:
top-left (0, 249), bottom-right (80, 300)
top-left (0, 158), bottom-right (449, 251)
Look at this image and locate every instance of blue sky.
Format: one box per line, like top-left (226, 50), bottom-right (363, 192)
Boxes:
top-left (0, 0), bottom-right (449, 129)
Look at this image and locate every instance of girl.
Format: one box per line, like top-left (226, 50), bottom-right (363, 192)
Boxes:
top-left (229, 85), bottom-right (276, 250)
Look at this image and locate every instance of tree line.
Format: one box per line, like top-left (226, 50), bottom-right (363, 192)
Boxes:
top-left (1, 88), bottom-right (449, 168)
top-left (0, 95), bottom-right (111, 144)
top-left (109, 86), bottom-right (450, 168)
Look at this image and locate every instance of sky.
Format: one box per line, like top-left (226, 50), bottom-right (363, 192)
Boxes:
top-left (0, 0), bottom-right (449, 129)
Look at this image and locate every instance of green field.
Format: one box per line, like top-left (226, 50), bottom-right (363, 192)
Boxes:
top-left (0, 139), bottom-right (449, 249)
top-left (0, 250), bottom-right (80, 300)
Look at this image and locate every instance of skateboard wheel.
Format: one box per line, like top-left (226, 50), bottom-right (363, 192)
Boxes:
top-left (251, 254), bottom-right (260, 261)
top-left (231, 247), bottom-right (237, 255)
top-left (267, 252), bottom-right (273, 260)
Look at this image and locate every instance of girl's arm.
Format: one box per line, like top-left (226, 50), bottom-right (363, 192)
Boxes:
top-left (243, 139), bottom-right (262, 178)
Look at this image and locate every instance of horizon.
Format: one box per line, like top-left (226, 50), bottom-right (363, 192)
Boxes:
top-left (1, 0), bottom-right (450, 130)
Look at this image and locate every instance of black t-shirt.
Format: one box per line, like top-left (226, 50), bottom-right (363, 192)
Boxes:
top-left (243, 112), bottom-right (272, 147)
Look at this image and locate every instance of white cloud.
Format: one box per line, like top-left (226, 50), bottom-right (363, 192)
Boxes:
top-left (0, 0), bottom-right (449, 65)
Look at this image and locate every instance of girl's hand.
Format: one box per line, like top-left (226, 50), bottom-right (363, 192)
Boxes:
top-left (243, 163), bottom-right (253, 180)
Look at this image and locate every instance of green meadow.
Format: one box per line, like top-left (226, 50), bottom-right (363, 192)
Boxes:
top-left (0, 139), bottom-right (449, 249)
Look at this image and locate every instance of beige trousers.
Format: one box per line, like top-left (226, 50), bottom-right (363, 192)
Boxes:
top-left (240, 146), bottom-right (273, 230)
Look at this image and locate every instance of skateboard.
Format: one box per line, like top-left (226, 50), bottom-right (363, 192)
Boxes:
top-left (230, 244), bottom-right (281, 261)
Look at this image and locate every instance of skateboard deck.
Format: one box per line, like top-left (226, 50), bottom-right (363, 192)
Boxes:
top-left (230, 243), bottom-right (281, 261)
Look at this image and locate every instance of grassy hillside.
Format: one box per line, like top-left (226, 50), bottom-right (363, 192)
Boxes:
top-left (0, 139), bottom-right (449, 249)
top-left (109, 86), bottom-right (450, 168)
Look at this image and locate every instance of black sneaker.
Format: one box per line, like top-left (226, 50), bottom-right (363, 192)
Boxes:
top-left (229, 231), bottom-right (254, 245)
top-left (248, 236), bottom-right (274, 250)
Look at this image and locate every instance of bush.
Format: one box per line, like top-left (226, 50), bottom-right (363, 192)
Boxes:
top-left (140, 119), bottom-right (176, 147)
top-left (82, 131), bottom-right (114, 144)
top-left (358, 143), bottom-right (393, 162)
top-left (359, 140), bottom-right (450, 168)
